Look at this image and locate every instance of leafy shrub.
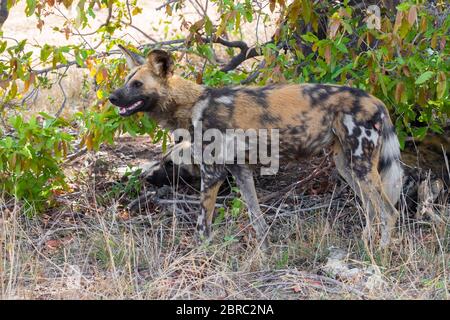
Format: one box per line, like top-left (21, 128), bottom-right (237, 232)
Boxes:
top-left (0, 114), bottom-right (72, 213)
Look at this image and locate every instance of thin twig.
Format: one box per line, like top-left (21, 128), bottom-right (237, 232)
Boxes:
top-left (54, 67), bottom-right (69, 117)
top-left (259, 152), bottom-right (333, 203)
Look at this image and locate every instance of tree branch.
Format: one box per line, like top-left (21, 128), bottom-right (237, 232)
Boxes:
top-left (214, 37), bottom-right (270, 72)
top-left (156, 0), bottom-right (180, 11)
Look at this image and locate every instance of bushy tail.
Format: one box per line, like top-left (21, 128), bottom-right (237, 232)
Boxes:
top-left (379, 115), bottom-right (403, 205)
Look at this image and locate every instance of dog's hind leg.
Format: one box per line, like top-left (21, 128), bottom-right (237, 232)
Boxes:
top-left (333, 140), bottom-right (399, 249)
top-left (228, 165), bottom-right (269, 249)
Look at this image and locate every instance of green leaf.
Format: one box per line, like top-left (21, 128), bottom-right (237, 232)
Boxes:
top-left (301, 32), bottom-right (319, 43)
top-left (25, 0), bottom-right (36, 17)
top-left (335, 42), bottom-right (348, 53)
top-left (412, 127), bottom-right (427, 139)
top-left (396, 2), bottom-right (411, 12)
top-left (415, 71), bottom-right (434, 85)
top-left (40, 44), bottom-right (53, 62)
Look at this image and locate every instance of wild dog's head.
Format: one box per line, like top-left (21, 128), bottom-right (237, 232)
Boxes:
top-left (109, 45), bottom-right (174, 116)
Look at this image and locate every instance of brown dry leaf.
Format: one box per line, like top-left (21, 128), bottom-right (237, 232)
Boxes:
top-left (63, 26), bottom-right (71, 40)
top-left (118, 210), bottom-right (130, 221)
top-left (45, 239), bottom-right (61, 250)
top-left (22, 72), bottom-right (35, 94)
top-left (196, 71), bottom-right (203, 84)
top-left (329, 19), bottom-right (340, 39)
top-left (369, 71), bottom-right (377, 84)
top-left (402, 66), bottom-right (411, 77)
top-left (395, 82), bottom-right (405, 103)
top-left (393, 11), bottom-right (403, 33)
top-left (269, 0), bottom-right (276, 12)
top-left (292, 284), bottom-right (302, 293)
top-left (407, 5), bottom-right (417, 26)
top-left (439, 37), bottom-right (446, 51)
top-left (324, 45), bottom-right (331, 65)
top-left (36, 19), bottom-right (44, 31)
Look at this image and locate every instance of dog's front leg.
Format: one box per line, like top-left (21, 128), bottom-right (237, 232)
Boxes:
top-left (229, 165), bottom-right (269, 249)
top-left (197, 164), bottom-right (227, 241)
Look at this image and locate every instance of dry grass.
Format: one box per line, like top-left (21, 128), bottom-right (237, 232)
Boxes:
top-left (1, 137), bottom-right (449, 300)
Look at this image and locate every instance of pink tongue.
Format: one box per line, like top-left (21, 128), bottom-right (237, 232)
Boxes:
top-left (120, 107), bottom-right (126, 113)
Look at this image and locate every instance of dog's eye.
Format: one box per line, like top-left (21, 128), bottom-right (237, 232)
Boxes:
top-left (132, 81), bottom-right (143, 88)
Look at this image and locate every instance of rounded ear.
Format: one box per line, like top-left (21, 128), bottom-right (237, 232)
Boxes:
top-left (147, 49), bottom-right (174, 78)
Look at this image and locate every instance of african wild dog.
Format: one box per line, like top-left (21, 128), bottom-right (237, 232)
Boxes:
top-left (109, 45), bottom-right (404, 248)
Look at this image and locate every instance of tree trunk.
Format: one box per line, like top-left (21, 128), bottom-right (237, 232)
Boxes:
top-left (0, 0), bottom-right (9, 30)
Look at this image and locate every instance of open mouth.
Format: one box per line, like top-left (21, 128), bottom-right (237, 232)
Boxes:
top-left (118, 100), bottom-right (144, 116)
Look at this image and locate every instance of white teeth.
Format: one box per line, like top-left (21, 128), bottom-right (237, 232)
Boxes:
top-left (128, 101), bottom-right (142, 109)
top-left (118, 100), bottom-right (143, 115)
top-left (131, 100), bottom-right (143, 108)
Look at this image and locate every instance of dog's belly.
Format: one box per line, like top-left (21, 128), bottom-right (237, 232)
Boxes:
top-left (278, 127), bottom-right (335, 159)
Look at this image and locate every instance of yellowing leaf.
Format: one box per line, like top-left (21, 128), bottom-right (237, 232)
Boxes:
top-left (215, 17), bottom-right (227, 37)
top-left (9, 81), bottom-right (17, 98)
top-left (420, 16), bottom-right (427, 32)
top-left (96, 70), bottom-right (104, 84)
top-left (132, 7), bottom-right (143, 16)
top-left (289, 0), bottom-right (301, 24)
top-left (431, 34), bottom-right (438, 49)
top-left (436, 72), bottom-right (447, 99)
top-left (62, 0), bottom-right (73, 8)
top-left (165, 4), bottom-right (172, 16)
top-left (85, 135), bottom-right (93, 151)
top-left (96, 89), bottom-right (107, 100)
top-left (191, 18), bottom-right (205, 33)
top-left (311, 13), bottom-right (318, 33)
top-left (22, 73), bottom-right (35, 94)
top-left (95, 68), bottom-right (108, 84)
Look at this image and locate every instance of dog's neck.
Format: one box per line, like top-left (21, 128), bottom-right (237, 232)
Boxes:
top-left (165, 75), bottom-right (205, 129)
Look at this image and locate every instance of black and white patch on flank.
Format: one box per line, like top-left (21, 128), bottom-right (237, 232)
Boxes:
top-left (214, 95), bottom-right (234, 105)
top-left (191, 97), bottom-right (210, 127)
